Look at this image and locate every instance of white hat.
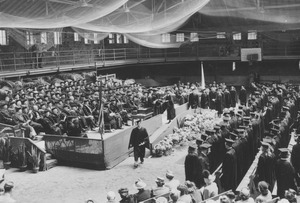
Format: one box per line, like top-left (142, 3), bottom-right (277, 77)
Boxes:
top-left (155, 177), bottom-right (165, 183)
top-left (134, 179), bottom-right (147, 190)
top-left (106, 191), bottom-right (116, 201)
top-left (166, 170), bottom-right (174, 178)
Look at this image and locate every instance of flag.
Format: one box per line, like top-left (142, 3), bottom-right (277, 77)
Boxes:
top-left (201, 62), bottom-right (205, 89)
top-left (98, 81), bottom-right (104, 138)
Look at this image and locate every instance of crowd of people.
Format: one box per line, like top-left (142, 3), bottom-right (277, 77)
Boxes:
top-left (1, 75), bottom-right (300, 203)
top-left (102, 81), bottom-right (300, 203)
top-left (183, 82), bottom-right (300, 202)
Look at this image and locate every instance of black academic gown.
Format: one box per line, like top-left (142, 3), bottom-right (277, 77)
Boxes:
top-left (256, 152), bottom-right (276, 190)
top-left (188, 93), bottom-right (199, 109)
top-left (185, 153), bottom-right (202, 188)
top-left (201, 93), bottom-right (209, 109)
top-left (239, 89), bottom-right (247, 105)
top-left (275, 158), bottom-right (297, 198)
top-left (221, 148), bottom-right (238, 191)
top-left (291, 143), bottom-right (300, 185)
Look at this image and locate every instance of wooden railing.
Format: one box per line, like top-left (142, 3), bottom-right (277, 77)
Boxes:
top-left (43, 135), bottom-right (105, 169)
top-left (140, 193), bottom-right (170, 203)
top-left (0, 123), bottom-right (23, 138)
top-left (9, 137), bottom-right (47, 171)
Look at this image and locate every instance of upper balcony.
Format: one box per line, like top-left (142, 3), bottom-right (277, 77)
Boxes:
top-left (1, 42), bottom-right (300, 79)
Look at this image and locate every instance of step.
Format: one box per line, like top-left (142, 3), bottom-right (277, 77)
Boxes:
top-left (45, 153), bottom-right (52, 160)
top-left (45, 159), bottom-right (58, 170)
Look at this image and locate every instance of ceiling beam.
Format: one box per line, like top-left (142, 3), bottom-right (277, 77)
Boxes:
top-left (201, 3), bottom-right (300, 13)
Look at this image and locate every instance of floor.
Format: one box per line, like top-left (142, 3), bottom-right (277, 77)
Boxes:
top-left (4, 141), bottom-right (189, 203)
top-left (4, 110), bottom-right (185, 203)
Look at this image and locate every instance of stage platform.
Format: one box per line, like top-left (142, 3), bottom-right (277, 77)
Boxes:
top-left (2, 103), bottom-right (190, 170)
top-left (42, 103), bottom-right (190, 170)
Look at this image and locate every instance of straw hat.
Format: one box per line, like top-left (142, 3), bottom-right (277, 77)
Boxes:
top-left (134, 179), bottom-right (147, 190)
top-left (166, 170), bottom-right (174, 178)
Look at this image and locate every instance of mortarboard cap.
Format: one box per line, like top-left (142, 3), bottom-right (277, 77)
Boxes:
top-left (282, 106), bottom-right (290, 111)
top-left (199, 143), bottom-right (212, 149)
top-left (214, 125), bottom-right (220, 130)
top-left (225, 138), bottom-right (235, 145)
top-left (278, 148), bottom-right (289, 158)
top-left (229, 132), bottom-right (238, 139)
top-left (260, 142), bottom-right (270, 148)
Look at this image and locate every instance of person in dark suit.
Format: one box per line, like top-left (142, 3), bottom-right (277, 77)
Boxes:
top-left (209, 87), bottom-right (217, 110)
top-left (188, 87), bottom-right (199, 109)
top-left (118, 188), bottom-right (136, 203)
top-left (275, 148), bottom-right (297, 198)
top-left (230, 86), bottom-right (237, 107)
top-left (221, 138), bottom-right (238, 191)
top-left (201, 89), bottom-right (210, 109)
top-left (255, 141), bottom-right (276, 191)
top-left (223, 89), bottom-right (231, 108)
top-left (197, 143), bottom-right (211, 188)
top-left (133, 179), bottom-right (151, 202)
top-left (128, 119), bottom-right (150, 168)
top-left (165, 90), bottom-right (175, 123)
top-left (291, 136), bottom-right (300, 185)
top-left (184, 143), bottom-right (202, 188)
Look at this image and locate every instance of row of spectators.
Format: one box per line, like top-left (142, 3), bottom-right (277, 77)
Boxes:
top-left (184, 82), bottom-right (300, 203)
top-left (0, 77), bottom-right (245, 138)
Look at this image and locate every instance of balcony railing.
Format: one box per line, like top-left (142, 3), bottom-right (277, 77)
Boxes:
top-left (1, 43), bottom-right (300, 73)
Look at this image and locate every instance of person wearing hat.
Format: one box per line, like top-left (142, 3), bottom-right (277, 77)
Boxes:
top-left (291, 135), bottom-right (300, 186)
top-left (188, 86), bottom-right (199, 109)
top-left (151, 177), bottom-right (169, 197)
top-left (255, 181), bottom-right (272, 203)
top-left (202, 170), bottom-right (218, 200)
top-left (184, 142), bottom-right (202, 189)
top-left (13, 105), bottom-right (37, 139)
top-left (177, 184), bottom-right (192, 203)
top-left (236, 187), bottom-right (254, 203)
top-left (221, 138), bottom-right (238, 191)
top-left (134, 178), bottom-right (151, 202)
top-left (118, 188), bottom-right (136, 203)
top-left (128, 119), bottom-right (150, 168)
top-left (200, 89), bottom-right (209, 109)
top-left (275, 148), bottom-right (297, 198)
top-left (106, 191), bottom-right (117, 203)
top-left (165, 170), bottom-right (180, 193)
top-left (0, 180), bottom-right (15, 203)
top-left (185, 180), bottom-right (202, 203)
top-left (255, 141), bottom-right (276, 191)
top-left (197, 143), bottom-right (211, 187)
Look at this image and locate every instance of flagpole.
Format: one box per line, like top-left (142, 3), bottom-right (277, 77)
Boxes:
top-left (201, 61), bottom-right (205, 89)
